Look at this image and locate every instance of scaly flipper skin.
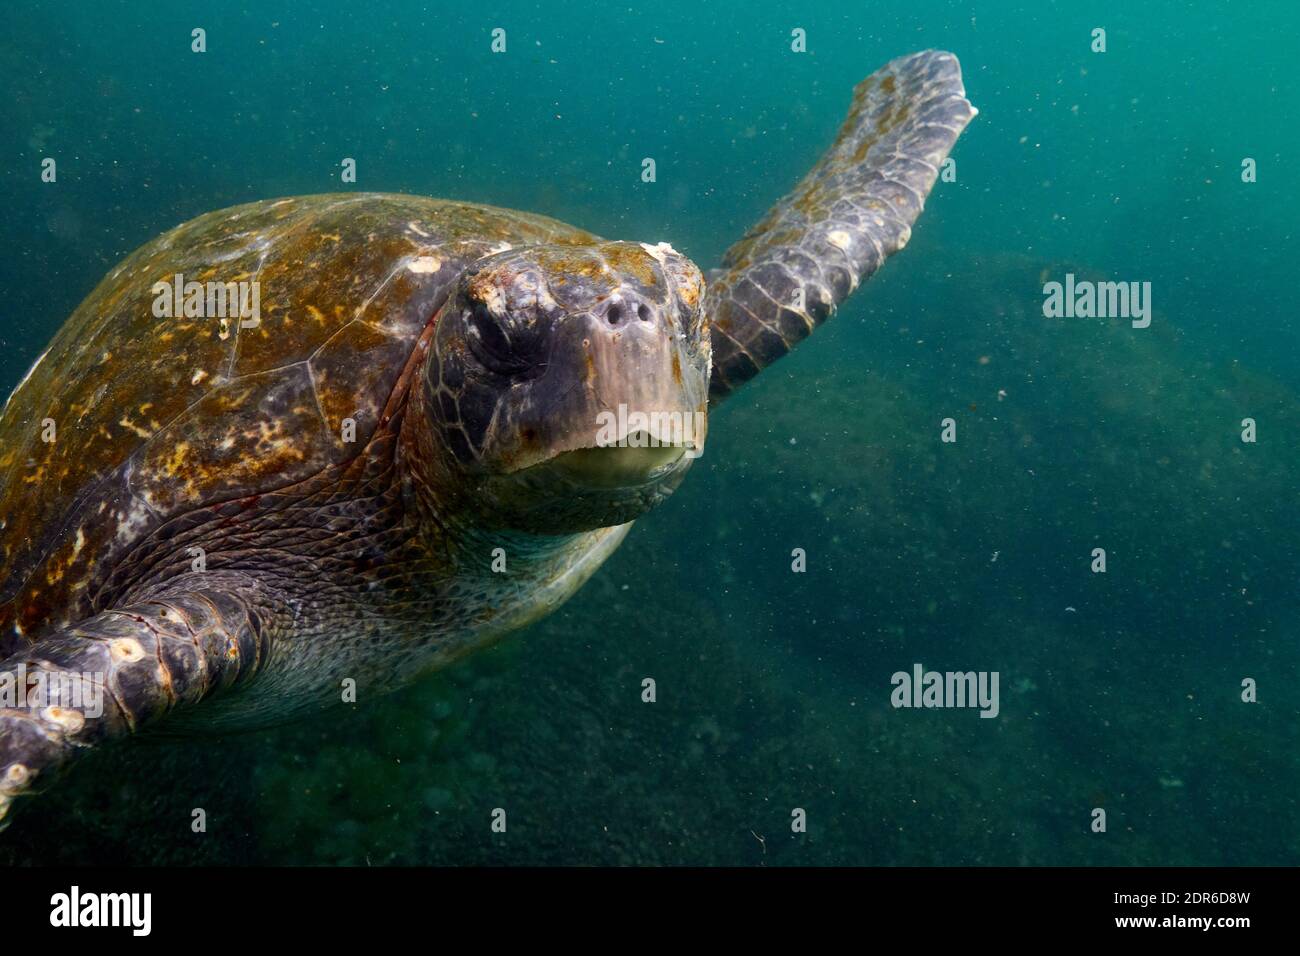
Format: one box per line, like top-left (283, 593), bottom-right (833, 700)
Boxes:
top-left (705, 50), bottom-right (976, 401)
top-left (0, 573), bottom-right (283, 827)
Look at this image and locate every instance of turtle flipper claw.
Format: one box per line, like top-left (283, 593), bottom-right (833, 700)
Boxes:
top-left (0, 703), bottom-right (88, 830)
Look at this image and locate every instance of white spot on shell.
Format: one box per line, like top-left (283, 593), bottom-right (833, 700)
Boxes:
top-left (827, 230), bottom-right (852, 251)
top-left (639, 241), bottom-right (678, 263)
top-left (407, 256), bottom-right (442, 274)
top-left (191, 369), bottom-right (208, 386)
top-left (407, 221), bottom-right (430, 237)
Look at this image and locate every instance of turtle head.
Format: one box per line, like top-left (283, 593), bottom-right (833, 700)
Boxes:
top-left (420, 240), bottom-right (711, 534)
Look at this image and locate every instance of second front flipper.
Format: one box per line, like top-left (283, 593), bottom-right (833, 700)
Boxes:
top-left (705, 50), bottom-right (976, 401)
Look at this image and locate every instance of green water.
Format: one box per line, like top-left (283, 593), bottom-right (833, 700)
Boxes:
top-left (0, 0), bottom-right (1296, 864)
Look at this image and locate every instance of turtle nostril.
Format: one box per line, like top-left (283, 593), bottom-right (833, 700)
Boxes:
top-left (606, 304), bottom-right (623, 326)
top-left (637, 304), bottom-right (652, 322)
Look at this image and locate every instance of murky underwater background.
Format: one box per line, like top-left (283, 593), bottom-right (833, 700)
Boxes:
top-left (1, 0), bottom-right (1297, 864)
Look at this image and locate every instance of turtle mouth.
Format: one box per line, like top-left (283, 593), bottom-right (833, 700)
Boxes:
top-left (482, 429), bottom-right (699, 532)
top-left (547, 433), bottom-right (687, 489)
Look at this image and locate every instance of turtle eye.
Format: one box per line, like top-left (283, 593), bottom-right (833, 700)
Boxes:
top-left (467, 302), bottom-right (537, 377)
top-left (678, 302), bottom-right (705, 343)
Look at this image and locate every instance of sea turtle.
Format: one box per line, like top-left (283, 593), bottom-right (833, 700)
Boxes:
top-left (0, 51), bottom-right (973, 827)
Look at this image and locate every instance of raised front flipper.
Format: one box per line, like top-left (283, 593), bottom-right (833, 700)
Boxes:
top-left (0, 574), bottom-right (282, 829)
top-left (705, 50), bottom-right (976, 401)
